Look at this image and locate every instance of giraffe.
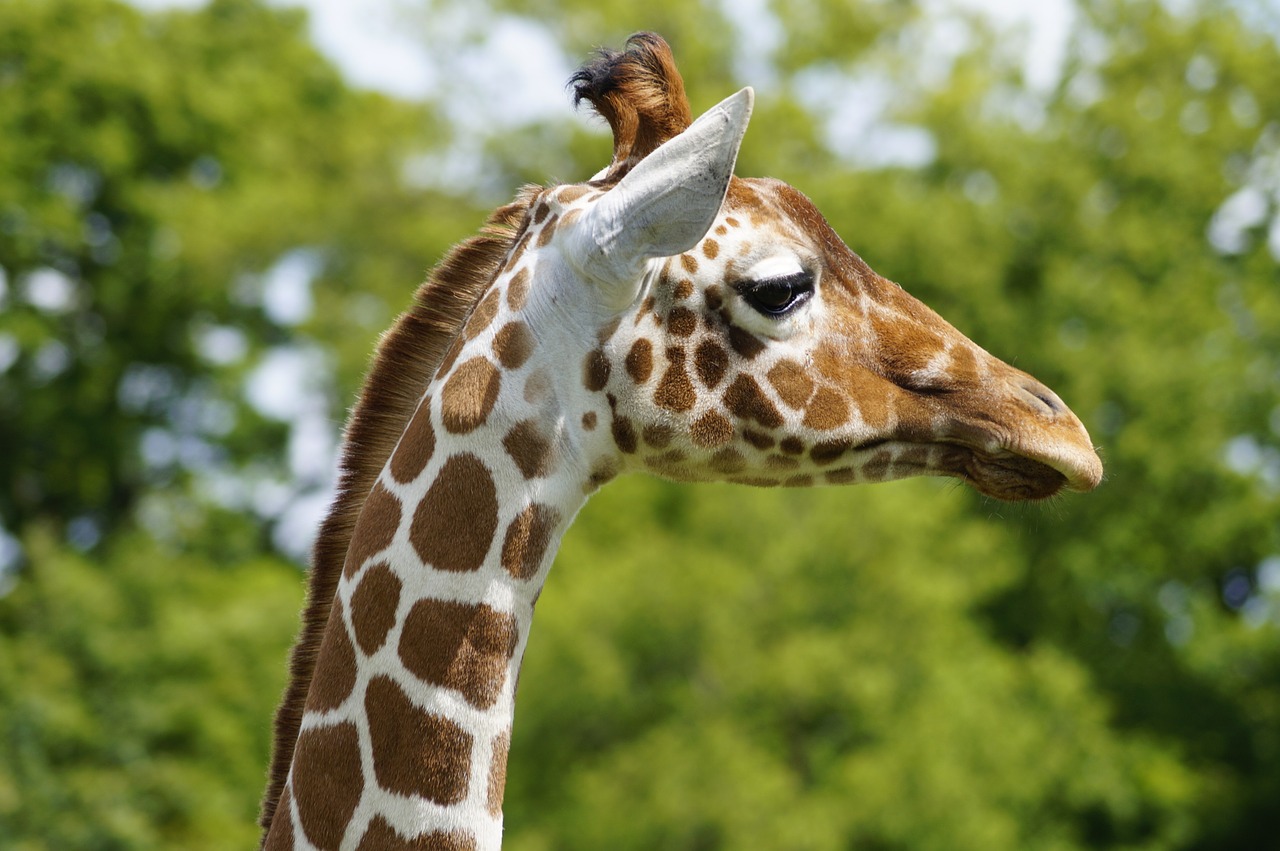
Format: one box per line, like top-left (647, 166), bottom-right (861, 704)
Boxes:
top-left (259, 33), bottom-right (1102, 851)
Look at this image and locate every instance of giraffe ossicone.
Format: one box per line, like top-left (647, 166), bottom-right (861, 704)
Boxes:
top-left (260, 32), bottom-right (1102, 851)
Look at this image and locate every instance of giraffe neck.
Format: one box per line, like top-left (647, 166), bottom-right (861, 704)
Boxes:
top-left (267, 221), bottom-right (618, 851)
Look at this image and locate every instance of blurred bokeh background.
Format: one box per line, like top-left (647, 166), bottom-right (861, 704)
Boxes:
top-left (2, 0), bottom-right (1278, 848)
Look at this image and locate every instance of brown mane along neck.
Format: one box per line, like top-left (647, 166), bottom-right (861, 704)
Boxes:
top-left (257, 190), bottom-right (536, 841)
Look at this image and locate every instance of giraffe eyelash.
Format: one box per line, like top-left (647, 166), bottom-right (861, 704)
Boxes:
top-left (733, 270), bottom-right (815, 317)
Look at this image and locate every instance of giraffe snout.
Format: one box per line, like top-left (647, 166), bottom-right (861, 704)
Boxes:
top-left (997, 371), bottom-right (1104, 494)
top-left (1009, 376), bottom-right (1068, 418)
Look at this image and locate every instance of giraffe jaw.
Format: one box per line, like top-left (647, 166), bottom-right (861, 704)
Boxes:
top-left (937, 439), bottom-right (1102, 501)
top-left (828, 438), bottom-right (1097, 501)
top-left (942, 445), bottom-right (1071, 501)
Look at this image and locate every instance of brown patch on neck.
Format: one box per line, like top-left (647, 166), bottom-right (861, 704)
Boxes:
top-left (570, 32), bottom-right (692, 181)
top-left (258, 187), bottom-right (537, 844)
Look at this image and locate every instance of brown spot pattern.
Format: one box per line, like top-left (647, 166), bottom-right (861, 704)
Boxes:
top-left (343, 482), bottom-right (401, 578)
top-left (612, 416), bottom-right (638, 454)
top-left (357, 818), bottom-right (477, 851)
top-left (949, 344), bottom-right (982, 385)
top-left (306, 600), bottom-right (358, 712)
top-left (350, 562), bottom-right (402, 655)
top-left (674, 279), bottom-right (694, 300)
top-left (441, 358), bottom-right (501, 434)
top-left (638, 296), bottom-right (657, 324)
top-left (691, 412), bottom-right (733, 447)
top-left (488, 731), bottom-right (511, 816)
top-left (709, 448), bottom-right (746, 474)
top-left (724, 374), bottom-right (784, 429)
top-left (506, 268), bottom-right (530, 310)
top-left (744, 429), bottom-right (775, 450)
top-left (704, 286), bottom-right (724, 311)
top-left (668, 306), bottom-right (698, 337)
top-left (293, 723), bottom-right (362, 850)
top-left (365, 675), bottom-right (472, 803)
top-left (767, 360), bottom-right (815, 409)
top-left (642, 423), bottom-right (674, 448)
top-left (399, 600), bottom-right (519, 709)
top-left (864, 451), bottom-right (893, 480)
top-left (780, 437), bottom-right (806, 455)
top-left (557, 184), bottom-right (590, 204)
top-left (586, 462), bottom-right (618, 491)
top-left (535, 215), bottom-right (558, 248)
top-left (493, 322), bottom-right (535, 370)
top-left (728, 326), bottom-right (766, 359)
top-left (803, 387), bottom-right (851, 431)
top-left (654, 347), bottom-right (696, 412)
top-left (625, 338), bottom-right (653, 383)
top-left (900, 445), bottom-right (932, 468)
top-left (694, 340), bottom-right (729, 388)
top-left (390, 401), bottom-right (436, 484)
top-left (502, 232), bottom-right (531, 274)
top-left (811, 440), bottom-right (852, 466)
top-left (501, 503), bottom-right (560, 580)
top-left (411, 454), bottom-right (498, 572)
top-left (581, 411), bottom-right (597, 430)
top-left (850, 371), bottom-right (891, 429)
top-left (262, 786), bottom-right (294, 851)
top-left (730, 476), bottom-right (778, 488)
top-left (465, 289), bottom-right (502, 340)
top-left (523, 370), bottom-right (551, 404)
top-left (503, 419), bottom-right (555, 479)
top-left (872, 311), bottom-right (945, 374)
top-left (702, 238), bottom-right (720, 259)
top-left (681, 254), bottom-right (698, 274)
top-left (583, 348), bottom-right (610, 392)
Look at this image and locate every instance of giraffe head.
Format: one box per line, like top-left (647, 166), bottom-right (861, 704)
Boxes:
top-left (522, 34), bottom-right (1101, 501)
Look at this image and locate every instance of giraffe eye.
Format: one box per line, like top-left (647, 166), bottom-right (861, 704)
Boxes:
top-left (736, 271), bottom-right (814, 317)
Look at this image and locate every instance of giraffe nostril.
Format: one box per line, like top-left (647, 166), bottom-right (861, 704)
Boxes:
top-left (1013, 377), bottom-right (1067, 417)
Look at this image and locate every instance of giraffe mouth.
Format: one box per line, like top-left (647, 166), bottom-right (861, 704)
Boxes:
top-left (942, 444), bottom-right (1069, 501)
top-left (836, 441), bottom-right (1071, 501)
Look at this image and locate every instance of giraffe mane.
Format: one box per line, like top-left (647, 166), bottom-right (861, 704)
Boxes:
top-left (258, 187), bottom-right (539, 843)
top-left (570, 31), bottom-right (693, 181)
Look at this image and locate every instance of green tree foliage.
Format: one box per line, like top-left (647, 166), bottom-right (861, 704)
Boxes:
top-left (0, 531), bottom-right (299, 849)
top-left (0, 0), bottom-right (485, 538)
top-left (1, 0), bottom-right (1278, 848)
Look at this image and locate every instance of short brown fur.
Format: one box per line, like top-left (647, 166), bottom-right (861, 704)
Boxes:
top-left (259, 189), bottom-right (537, 843)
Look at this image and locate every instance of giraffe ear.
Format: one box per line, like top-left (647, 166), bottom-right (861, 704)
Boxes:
top-left (567, 87), bottom-right (754, 307)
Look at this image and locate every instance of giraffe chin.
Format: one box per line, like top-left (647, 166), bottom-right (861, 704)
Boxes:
top-left (909, 442), bottom-right (1071, 502)
top-left (825, 441), bottom-right (1072, 501)
top-left (951, 450), bottom-right (1070, 502)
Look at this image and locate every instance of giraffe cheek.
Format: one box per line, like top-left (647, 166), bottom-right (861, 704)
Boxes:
top-left (801, 388), bottom-right (851, 431)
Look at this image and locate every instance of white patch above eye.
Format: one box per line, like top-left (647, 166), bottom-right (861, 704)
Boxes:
top-left (744, 255), bottom-right (805, 281)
